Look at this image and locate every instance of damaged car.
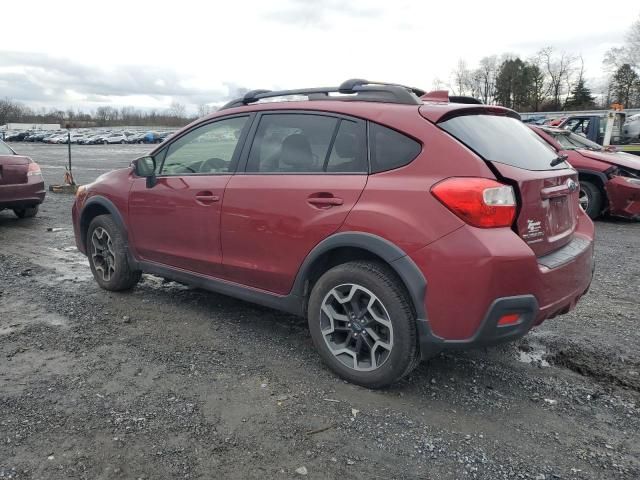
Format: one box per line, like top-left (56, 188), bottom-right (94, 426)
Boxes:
top-left (531, 126), bottom-right (640, 220)
top-left (73, 80), bottom-right (595, 388)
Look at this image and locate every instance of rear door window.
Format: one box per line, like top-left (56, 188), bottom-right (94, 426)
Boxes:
top-left (369, 123), bottom-right (421, 173)
top-left (245, 113), bottom-right (367, 173)
top-left (439, 114), bottom-right (564, 170)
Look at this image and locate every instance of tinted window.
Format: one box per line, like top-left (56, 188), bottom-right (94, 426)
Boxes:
top-left (439, 114), bottom-right (563, 171)
top-left (0, 140), bottom-right (13, 155)
top-left (160, 116), bottom-right (247, 175)
top-left (325, 120), bottom-right (367, 172)
top-left (369, 123), bottom-right (421, 173)
top-left (246, 114), bottom-right (337, 173)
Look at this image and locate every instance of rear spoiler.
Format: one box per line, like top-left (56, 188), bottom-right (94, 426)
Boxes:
top-left (420, 91), bottom-right (482, 105)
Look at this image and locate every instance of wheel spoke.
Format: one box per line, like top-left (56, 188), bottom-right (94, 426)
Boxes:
top-left (90, 227), bottom-right (116, 282)
top-left (320, 283), bottom-right (393, 372)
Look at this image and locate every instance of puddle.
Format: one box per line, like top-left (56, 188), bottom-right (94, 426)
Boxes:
top-left (518, 342), bottom-right (550, 367)
top-left (0, 298), bottom-right (68, 335)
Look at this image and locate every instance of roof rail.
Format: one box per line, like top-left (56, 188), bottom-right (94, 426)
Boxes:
top-left (219, 79), bottom-right (425, 110)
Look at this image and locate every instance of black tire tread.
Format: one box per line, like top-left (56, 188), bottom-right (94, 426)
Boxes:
top-left (13, 205), bottom-right (39, 218)
top-left (87, 214), bottom-right (141, 291)
top-left (580, 180), bottom-right (603, 219)
top-left (308, 260), bottom-right (420, 389)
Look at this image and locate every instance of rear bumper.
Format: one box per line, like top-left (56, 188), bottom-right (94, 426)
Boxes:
top-left (605, 176), bottom-right (640, 219)
top-left (0, 177), bottom-right (46, 209)
top-left (410, 212), bottom-right (594, 357)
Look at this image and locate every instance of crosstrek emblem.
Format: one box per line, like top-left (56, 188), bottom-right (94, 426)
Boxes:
top-left (522, 219), bottom-right (544, 243)
top-left (566, 179), bottom-right (579, 193)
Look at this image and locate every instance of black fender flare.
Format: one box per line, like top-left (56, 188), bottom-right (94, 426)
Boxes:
top-left (291, 232), bottom-right (427, 320)
top-left (576, 168), bottom-right (608, 186)
top-left (80, 195), bottom-right (129, 250)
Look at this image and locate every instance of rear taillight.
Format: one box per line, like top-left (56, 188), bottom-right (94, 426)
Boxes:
top-left (431, 177), bottom-right (516, 228)
top-left (27, 162), bottom-right (42, 177)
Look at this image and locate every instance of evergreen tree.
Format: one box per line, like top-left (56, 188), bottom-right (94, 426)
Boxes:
top-left (565, 78), bottom-right (595, 109)
top-left (611, 64), bottom-right (639, 107)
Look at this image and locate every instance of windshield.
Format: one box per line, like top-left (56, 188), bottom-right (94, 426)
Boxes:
top-left (0, 140), bottom-right (14, 155)
top-left (439, 114), bottom-right (566, 170)
top-left (553, 131), bottom-right (602, 151)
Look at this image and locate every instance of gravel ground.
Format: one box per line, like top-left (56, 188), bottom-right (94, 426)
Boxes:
top-left (1, 143), bottom-right (639, 480)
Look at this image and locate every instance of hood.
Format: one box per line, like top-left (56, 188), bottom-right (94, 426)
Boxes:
top-left (576, 149), bottom-right (640, 171)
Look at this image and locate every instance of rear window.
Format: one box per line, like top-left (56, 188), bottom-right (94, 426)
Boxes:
top-left (439, 114), bottom-right (565, 170)
top-left (369, 123), bottom-right (421, 173)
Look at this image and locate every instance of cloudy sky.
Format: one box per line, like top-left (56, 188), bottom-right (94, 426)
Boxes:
top-left (1, 0), bottom-right (638, 113)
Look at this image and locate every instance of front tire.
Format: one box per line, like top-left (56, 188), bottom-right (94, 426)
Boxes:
top-left (579, 180), bottom-right (603, 219)
top-left (87, 214), bottom-right (141, 291)
top-left (14, 205), bottom-right (39, 218)
top-left (307, 261), bottom-right (419, 389)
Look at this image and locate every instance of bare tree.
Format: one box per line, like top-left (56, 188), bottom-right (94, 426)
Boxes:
top-left (169, 101), bottom-right (186, 118)
top-left (539, 47), bottom-right (576, 110)
top-left (451, 59), bottom-right (472, 96)
top-left (197, 104), bottom-right (213, 118)
top-left (474, 56), bottom-right (498, 104)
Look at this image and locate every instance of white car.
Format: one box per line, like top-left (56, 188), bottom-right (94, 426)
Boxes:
top-left (623, 114), bottom-right (640, 141)
top-left (102, 133), bottom-right (129, 144)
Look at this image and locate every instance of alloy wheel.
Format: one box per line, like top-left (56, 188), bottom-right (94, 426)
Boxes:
top-left (579, 187), bottom-right (589, 211)
top-left (320, 283), bottom-right (394, 372)
top-left (91, 227), bottom-right (116, 282)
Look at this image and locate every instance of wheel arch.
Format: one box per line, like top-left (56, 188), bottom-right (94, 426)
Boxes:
top-left (577, 169), bottom-right (609, 211)
top-left (80, 196), bottom-right (128, 251)
top-left (292, 232), bottom-right (427, 320)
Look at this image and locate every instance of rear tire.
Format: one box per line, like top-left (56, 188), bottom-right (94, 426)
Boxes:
top-left (87, 214), bottom-right (141, 291)
top-left (13, 205), bottom-right (39, 218)
top-left (579, 180), bottom-right (603, 219)
top-left (307, 261), bottom-right (419, 389)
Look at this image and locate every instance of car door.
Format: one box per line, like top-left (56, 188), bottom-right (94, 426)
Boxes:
top-left (221, 112), bottom-right (368, 294)
top-left (128, 115), bottom-right (250, 276)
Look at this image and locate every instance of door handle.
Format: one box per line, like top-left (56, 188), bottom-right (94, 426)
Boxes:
top-left (195, 191), bottom-right (220, 204)
top-left (307, 196), bottom-right (344, 207)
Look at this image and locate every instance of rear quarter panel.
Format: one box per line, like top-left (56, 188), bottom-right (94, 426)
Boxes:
top-left (342, 113), bottom-right (495, 253)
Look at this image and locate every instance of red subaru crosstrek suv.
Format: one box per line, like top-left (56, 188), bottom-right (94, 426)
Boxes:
top-left (72, 80), bottom-right (594, 388)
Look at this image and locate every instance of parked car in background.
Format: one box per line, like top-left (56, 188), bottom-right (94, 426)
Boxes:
top-left (142, 131), bottom-right (162, 143)
top-left (72, 80), bottom-right (594, 388)
top-left (102, 133), bottom-right (129, 144)
top-left (624, 114), bottom-right (640, 141)
top-left (0, 140), bottom-right (45, 218)
top-left (531, 125), bottom-right (640, 220)
top-left (126, 132), bottom-right (146, 144)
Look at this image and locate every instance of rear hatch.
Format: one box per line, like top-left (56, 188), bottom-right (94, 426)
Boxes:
top-left (436, 111), bottom-right (580, 256)
top-left (0, 155), bottom-right (30, 186)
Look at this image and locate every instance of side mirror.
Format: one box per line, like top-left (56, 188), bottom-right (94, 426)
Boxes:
top-left (134, 156), bottom-right (158, 188)
top-left (604, 145), bottom-right (619, 153)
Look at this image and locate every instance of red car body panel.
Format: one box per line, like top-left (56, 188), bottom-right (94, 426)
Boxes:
top-left (129, 174), bottom-right (232, 276)
top-left (605, 176), bottom-right (640, 218)
top-left (72, 98), bottom-right (595, 353)
top-left (532, 126), bottom-right (640, 219)
top-left (220, 174), bottom-right (367, 294)
top-left (0, 153), bottom-right (45, 209)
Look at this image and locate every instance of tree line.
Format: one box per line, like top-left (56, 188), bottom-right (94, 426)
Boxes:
top-left (0, 100), bottom-right (200, 128)
top-left (440, 16), bottom-right (640, 112)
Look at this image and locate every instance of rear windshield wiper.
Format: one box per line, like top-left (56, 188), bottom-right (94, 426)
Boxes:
top-left (550, 153), bottom-right (568, 167)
